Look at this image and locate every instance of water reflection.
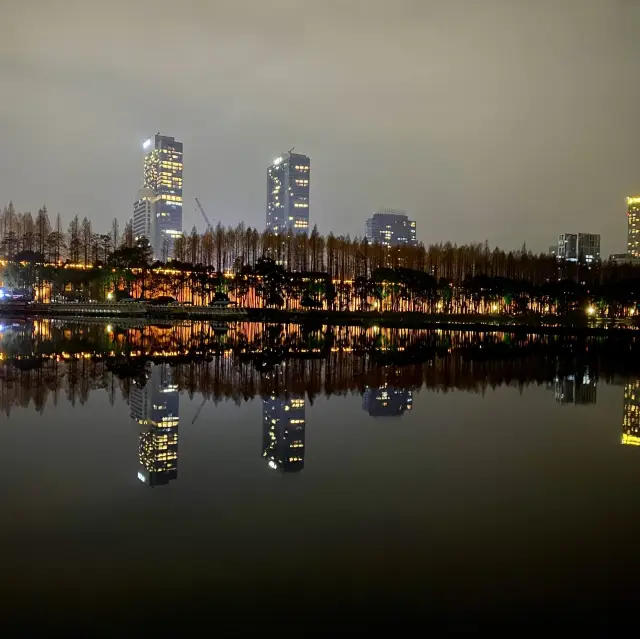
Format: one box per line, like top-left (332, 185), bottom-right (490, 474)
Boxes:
top-left (131, 363), bottom-right (180, 486)
top-left (551, 369), bottom-right (598, 405)
top-left (3, 320), bottom-right (640, 471)
top-left (363, 385), bottom-right (413, 417)
top-left (623, 381), bottom-right (640, 446)
top-left (262, 396), bottom-right (306, 472)
top-left (5, 321), bottom-right (640, 626)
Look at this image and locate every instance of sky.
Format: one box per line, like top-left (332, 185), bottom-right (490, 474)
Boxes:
top-left (1, 0), bottom-right (639, 256)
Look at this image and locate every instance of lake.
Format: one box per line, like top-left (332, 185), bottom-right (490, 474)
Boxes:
top-left (1, 320), bottom-right (640, 632)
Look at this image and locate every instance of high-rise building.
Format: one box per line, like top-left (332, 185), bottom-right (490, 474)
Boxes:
top-left (139, 133), bottom-right (183, 259)
top-left (363, 385), bottom-right (413, 417)
top-left (262, 396), bottom-right (305, 472)
top-left (266, 151), bottom-right (310, 234)
top-left (131, 363), bottom-right (180, 486)
top-left (365, 210), bottom-right (417, 247)
top-left (556, 233), bottom-right (600, 263)
top-left (628, 197), bottom-right (640, 258)
top-left (132, 187), bottom-right (156, 245)
top-left (623, 381), bottom-right (640, 446)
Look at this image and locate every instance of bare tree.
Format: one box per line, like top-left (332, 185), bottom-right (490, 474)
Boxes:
top-left (111, 218), bottom-right (120, 250)
top-left (81, 217), bottom-right (92, 266)
top-left (35, 206), bottom-right (51, 257)
top-left (68, 215), bottom-right (81, 263)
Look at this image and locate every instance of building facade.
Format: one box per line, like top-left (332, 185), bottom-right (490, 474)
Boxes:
top-left (556, 233), bottom-right (600, 263)
top-left (628, 196), bottom-right (640, 258)
top-left (365, 210), bottom-right (417, 247)
top-left (610, 252), bottom-right (640, 266)
top-left (266, 151), bottom-right (310, 234)
top-left (132, 187), bottom-right (156, 245)
top-left (138, 134), bottom-right (183, 260)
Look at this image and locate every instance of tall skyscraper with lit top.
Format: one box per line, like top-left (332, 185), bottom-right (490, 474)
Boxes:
top-left (136, 134), bottom-right (183, 260)
top-left (628, 197), bottom-right (640, 258)
top-left (266, 151), bottom-right (310, 234)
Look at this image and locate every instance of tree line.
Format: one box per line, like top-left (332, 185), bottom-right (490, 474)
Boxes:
top-left (3, 319), bottom-right (638, 416)
top-left (0, 202), bottom-right (134, 265)
top-left (1, 201), bottom-right (631, 284)
top-left (3, 202), bottom-right (640, 318)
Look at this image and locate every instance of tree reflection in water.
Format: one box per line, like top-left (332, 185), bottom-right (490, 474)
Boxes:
top-left (1, 320), bottom-right (640, 469)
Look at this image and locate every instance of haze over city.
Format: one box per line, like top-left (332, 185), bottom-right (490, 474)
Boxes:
top-left (1, 0), bottom-right (639, 255)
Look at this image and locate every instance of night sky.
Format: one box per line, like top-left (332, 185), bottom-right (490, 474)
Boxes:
top-left (1, 0), bottom-right (639, 255)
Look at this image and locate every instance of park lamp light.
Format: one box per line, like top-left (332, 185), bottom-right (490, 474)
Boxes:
top-left (587, 305), bottom-right (596, 316)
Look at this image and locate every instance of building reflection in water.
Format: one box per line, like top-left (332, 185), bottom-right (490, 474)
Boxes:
top-left (130, 363), bottom-right (180, 486)
top-left (363, 384), bottom-right (413, 417)
top-left (262, 396), bottom-right (305, 472)
top-left (622, 381), bottom-right (640, 446)
top-left (552, 370), bottom-right (597, 405)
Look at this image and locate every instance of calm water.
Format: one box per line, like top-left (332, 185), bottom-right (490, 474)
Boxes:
top-left (2, 320), bottom-right (640, 631)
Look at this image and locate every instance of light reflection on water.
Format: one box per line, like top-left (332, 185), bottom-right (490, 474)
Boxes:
top-left (2, 320), bottom-right (640, 627)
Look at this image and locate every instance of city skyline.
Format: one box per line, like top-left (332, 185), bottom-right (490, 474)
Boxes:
top-left (2, 1), bottom-right (638, 257)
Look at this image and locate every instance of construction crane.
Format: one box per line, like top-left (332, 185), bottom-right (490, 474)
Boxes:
top-left (195, 197), bottom-right (213, 232)
top-left (191, 396), bottom-right (207, 425)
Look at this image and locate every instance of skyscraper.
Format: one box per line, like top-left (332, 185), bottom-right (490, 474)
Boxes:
top-left (628, 197), bottom-right (640, 258)
top-left (262, 396), bottom-right (305, 472)
top-left (131, 363), bottom-right (180, 486)
top-left (365, 210), bottom-right (417, 247)
top-left (138, 134), bottom-right (183, 259)
top-left (266, 151), bottom-right (310, 234)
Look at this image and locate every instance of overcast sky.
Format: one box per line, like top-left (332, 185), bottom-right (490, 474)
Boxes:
top-left (1, 0), bottom-right (639, 255)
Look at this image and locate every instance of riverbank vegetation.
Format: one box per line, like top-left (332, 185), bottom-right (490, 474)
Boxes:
top-left (1, 205), bottom-right (640, 320)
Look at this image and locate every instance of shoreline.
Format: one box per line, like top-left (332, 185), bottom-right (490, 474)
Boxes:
top-left (0, 302), bottom-right (637, 336)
